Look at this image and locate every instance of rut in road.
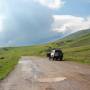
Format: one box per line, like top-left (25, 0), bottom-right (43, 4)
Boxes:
top-left (0, 56), bottom-right (90, 90)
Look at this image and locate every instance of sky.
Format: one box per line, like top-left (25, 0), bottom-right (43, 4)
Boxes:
top-left (0, 0), bottom-right (90, 47)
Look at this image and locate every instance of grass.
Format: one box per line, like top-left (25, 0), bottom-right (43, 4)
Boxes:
top-left (0, 48), bottom-right (20, 80)
top-left (63, 45), bottom-right (90, 64)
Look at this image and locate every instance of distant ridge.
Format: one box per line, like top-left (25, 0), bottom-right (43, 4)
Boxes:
top-left (62, 29), bottom-right (90, 40)
top-left (54, 29), bottom-right (90, 47)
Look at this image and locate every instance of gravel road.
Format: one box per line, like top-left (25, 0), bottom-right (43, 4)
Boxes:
top-left (0, 56), bottom-right (90, 90)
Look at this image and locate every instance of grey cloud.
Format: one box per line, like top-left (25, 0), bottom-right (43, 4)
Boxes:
top-left (1, 0), bottom-right (56, 46)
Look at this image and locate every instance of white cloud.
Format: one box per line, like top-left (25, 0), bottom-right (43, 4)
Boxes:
top-left (35, 0), bottom-right (65, 9)
top-left (52, 15), bottom-right (90, 33)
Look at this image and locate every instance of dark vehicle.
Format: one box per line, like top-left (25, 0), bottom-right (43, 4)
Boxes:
top-left (47, 49), bottom-right (63, 61)
top-left (47, 52), bottom-right (51, 59)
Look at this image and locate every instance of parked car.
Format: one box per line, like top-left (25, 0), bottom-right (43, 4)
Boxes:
top-left (47, 49), bottom-right (63, 61)
top-left (46, 52), bottom-right (51, 59)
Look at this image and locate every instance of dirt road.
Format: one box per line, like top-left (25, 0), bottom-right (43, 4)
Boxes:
top-left (0, 56), bottom-right (90, 90)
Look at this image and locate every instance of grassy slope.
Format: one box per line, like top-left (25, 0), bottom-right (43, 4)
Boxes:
top-left (0, 29), bottom-right (90, 80)
top-left (48, 29), bottom-right (90, 63)
top-left (0, 48), bottom-right (20, 80)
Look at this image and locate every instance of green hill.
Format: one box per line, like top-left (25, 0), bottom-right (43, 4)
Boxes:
top-left (54, 29), bottom-right (90, 47)
top-left (48, 29), bottom-right (90, 64)
top-left (62, 29), bottom-right (90, 40)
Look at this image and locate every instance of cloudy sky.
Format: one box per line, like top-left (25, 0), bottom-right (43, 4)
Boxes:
top-left (0, 0), bottom-right (90, 46)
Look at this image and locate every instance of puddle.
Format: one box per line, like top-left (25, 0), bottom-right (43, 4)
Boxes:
top-left (18, 59), bottom-right (66, 83)
top-left (37, 77), bottom-right (66, 83)
top-left (18, 60), bottom-right (32, 73)
top-left (19, 60), bottom-right (31, 64)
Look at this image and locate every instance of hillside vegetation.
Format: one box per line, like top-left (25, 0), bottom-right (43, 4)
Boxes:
top-left (47, 29), bottom-right (90, 63)
top-left (0, 29), bottom-right (90, 80)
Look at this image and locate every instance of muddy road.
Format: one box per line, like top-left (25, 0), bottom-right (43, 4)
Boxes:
top-left (0, 56), bottom-right (90, 90)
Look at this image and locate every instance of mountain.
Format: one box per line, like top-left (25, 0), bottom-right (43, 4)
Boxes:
top-left (63, 29), bottom-right (90, 39)
top-left (54, 29), bottom-right (90, 47)
top-left (43, 29), bottom-right (90, 64)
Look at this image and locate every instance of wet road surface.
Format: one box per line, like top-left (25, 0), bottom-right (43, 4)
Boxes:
top-left (0, 56), bottom-right (90, 90)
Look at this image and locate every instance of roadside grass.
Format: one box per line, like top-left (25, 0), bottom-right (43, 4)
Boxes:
top-left (63, 45), bottom-right (90, 64)
top-left (0, 48), bottom-right (20, 80)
